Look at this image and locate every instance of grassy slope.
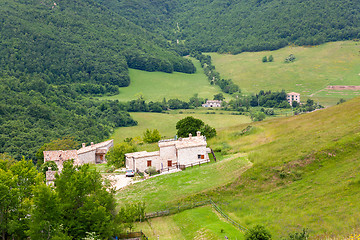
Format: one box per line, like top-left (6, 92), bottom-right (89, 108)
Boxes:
top-left (136, 206), bottom-right (245, 240)
top-left (209, 41), bottom-right (360, 106)
top-left (117, 154), bottom-right (251, 211)
top-left (111, 109), bottom-right (251, 143)
top-left (101, 58), bottom-right (228, 102)
top-left (208, 96), bottom-right (360, 238)
top-left (119, 97), bottom-right (360, 239)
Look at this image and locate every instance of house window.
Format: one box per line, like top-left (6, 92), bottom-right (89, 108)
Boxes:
top-left (167, 161), bottom-right (172, 167)
top-left (198, 154), bottom-right (205, 159)
top-left (147, 160), bottom-right (152, 167)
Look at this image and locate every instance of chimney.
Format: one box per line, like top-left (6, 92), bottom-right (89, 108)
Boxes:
top-left (197, 131), bottom-right (201, 137)
top-left (82, 143), bottom-right (86, 148)
top-left (189, 133), bottom-right (192, 139)
top-left (48, 167), bottom-right (51, 171)
top-left (91, 142), bottom-right (94, 147)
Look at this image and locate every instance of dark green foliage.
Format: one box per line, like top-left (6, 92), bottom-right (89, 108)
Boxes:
top-left (250, 90), bottom-right (290, 108)
top-left (101, 0), bottom-right (360, 53)
top-left (337, 98), bottom-right (346, 105)
top-left (293, 98), bottom-right (323, 113)
top-left (251, 112), bottom-right (267, 122)
top-left (55, 161), bottom-right (117, 239)
top-left (283, 228), bottom-right (309, 240)
top-left (268, 55), bottom-right (274, 62)
top-left (285, 54), bottom-right (297, 63)
top-left (262, 56), bottom-right (268, 62)
top-left (176, 117), bottom-right (204, 138)
top-left (200, 124), bottom-right (217, 139)
top-left (213, 93), bottom-right (225, 101)
top-left (176, 116), bottom-right (216, 139)
top-left (245, 225), bottom-right (272, 240)
top-left (0, 157), bottom-right (43, 239)
top-left (191, 52), bottom-right (241, 95)
top-left (0, 0), bottom-right (195, 89)
top-left (39, 161), bottom-right (58, 175)
top-left (168, 99), bottom-right (190, 109)
top-left (117, 203), bottom-right (146, 232)
top-left (0, 75), bottom-right (136, 161)
top-left (143, 129), bottom-right (161, 143)
top-left (106, 143), bottom-right (137, 168)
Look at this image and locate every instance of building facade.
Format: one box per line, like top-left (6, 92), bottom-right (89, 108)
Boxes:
top-left (43, 140), bottom-right (114, 171)
top-left (202, 100), bottom-right (222, 108)
top-left (125, 132), bottom-right (210, 172)
top-left (286, 92), bottom-right (300, 106)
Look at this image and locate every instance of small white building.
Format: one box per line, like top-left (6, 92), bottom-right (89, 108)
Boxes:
top-left (125, 131), bottom-right (210, 172)
top-left (202, 100), bottom-right (222, 108)
top-left (287, 92), bottom-right (300, 106)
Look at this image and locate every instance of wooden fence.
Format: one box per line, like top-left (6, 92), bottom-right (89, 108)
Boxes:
top-left (117, 231), bottom-right (147, 240)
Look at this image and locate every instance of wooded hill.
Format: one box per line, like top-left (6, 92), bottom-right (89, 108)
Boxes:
top-left (105, 0), bottom-right (360, 53)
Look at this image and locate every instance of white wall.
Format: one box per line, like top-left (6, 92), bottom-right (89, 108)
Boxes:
top-left (159, 145), bottom-right (177, 162)
top-left (177, 145), bottom-right (208, 165)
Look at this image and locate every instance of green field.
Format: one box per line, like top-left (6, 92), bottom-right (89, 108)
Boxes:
top-left (135, 206), bottom-right (245, 240)
top-left (111, 109), bottom-right (251, 144)
top-left (116, 97), bottom-right (360, 239)
top-left (209, 41), bottom-right (360, 106)
top-left (101, 58), bottom-right (229, 102)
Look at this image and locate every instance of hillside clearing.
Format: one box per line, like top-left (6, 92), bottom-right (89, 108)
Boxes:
top-left (209, 41), bottom-right (360, 106)
top-left (101, 58), bottom-right (229, 102)
top-left (111, 110), bottom-right (251, 144)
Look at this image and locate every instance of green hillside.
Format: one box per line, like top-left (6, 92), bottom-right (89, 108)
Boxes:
top-left (102, 0), bottom-right (360, 53)
top-left (111, 110), bottom-right (251, 143)
top-left (209, 41), bottom-right (360, 106)
top-left (102, 58), bottom-right (228, 102)
top-left (119, 97), bottom-right (360, 239)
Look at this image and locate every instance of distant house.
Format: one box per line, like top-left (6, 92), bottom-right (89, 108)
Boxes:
top-left (44, 140), bottom-right (114, 171)
top-left (125, 131), bottom-right (210, 172)
top-left (287, 92), bottom-right (300, 106)
top-left (202, 100), bottom-right (222, 108)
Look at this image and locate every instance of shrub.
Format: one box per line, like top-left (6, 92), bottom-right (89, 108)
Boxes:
top-left (143, 129), bottom-right (161, 143)
top-left (245, 225), bottom-right (272, 240)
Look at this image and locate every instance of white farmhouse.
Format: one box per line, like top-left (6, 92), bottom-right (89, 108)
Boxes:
top-left (202, 100), bottom-right (222, 108)
top-left (125, 131), bottom-right (210, 172)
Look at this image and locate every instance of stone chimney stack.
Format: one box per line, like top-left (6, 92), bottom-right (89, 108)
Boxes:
top-left (82, 143), bottom-right (86, 148)
top-left (91, 142), bottom-right (94, 147)
top-left (189, 133), bottom-right (192, 139)
top-left (197, 131), bottom-right (201, 137)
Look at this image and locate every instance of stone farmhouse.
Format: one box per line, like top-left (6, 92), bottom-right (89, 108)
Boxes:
top-left (125, 131), bottom-right (210, 172)
top-left (286, 92), bottom-right (300, 106)
top-left (202, 100), bottom-right (222, 108)
top-left (43, 140), bottom-right (114, 171)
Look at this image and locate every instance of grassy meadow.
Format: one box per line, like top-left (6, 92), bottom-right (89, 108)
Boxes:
top-left (101, 58), bottom-right (229, 102)
top-left (116, 97), bottom-right (360, 239)
top-left (135, 206), bottom-right (245, 240)
top-left (111, 109), bottom-right (251, 144)
top-left (209, 41), bottom-right (360, 106)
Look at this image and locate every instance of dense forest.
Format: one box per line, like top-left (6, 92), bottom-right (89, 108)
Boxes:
top-left (0, 73), bottom-right (136, 160)
top-left (104, 0), bottom-right (360, 53)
